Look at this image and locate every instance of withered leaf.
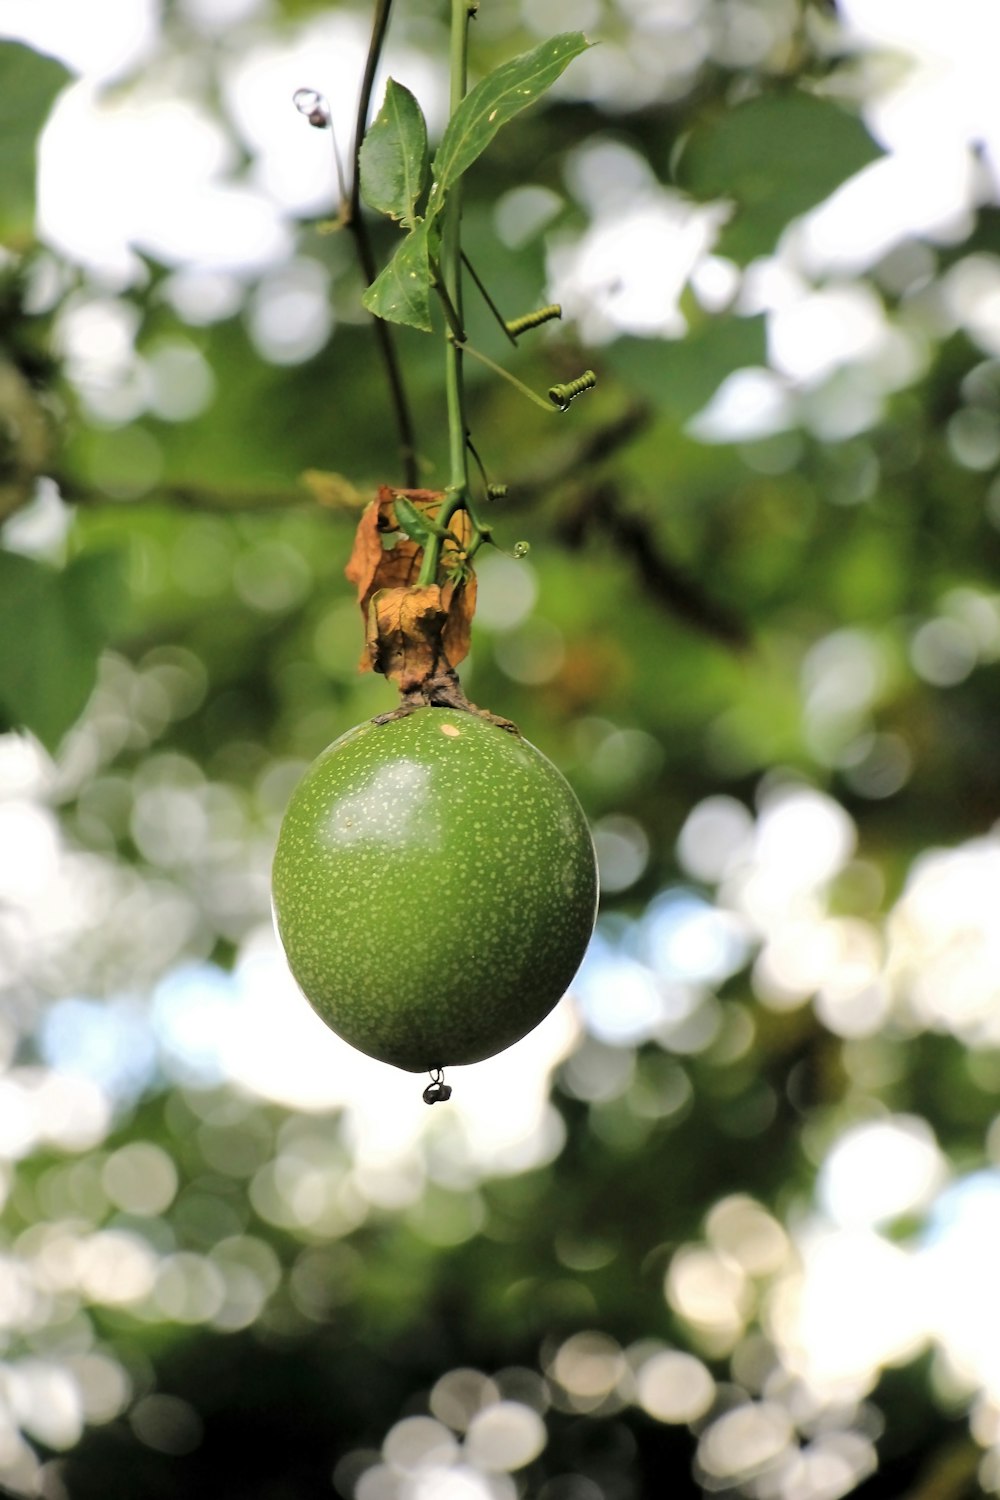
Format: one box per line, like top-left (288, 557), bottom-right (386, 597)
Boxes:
top-left (365, 575), bottom-right (477, 688)
top-left (346, 487), bottom-right (477, 677)
top-left (441, 572), bottom-right (477, 669)
top-left (343, 497), bottom-right (385, 612)
top-left (345, 487), bottom-right (444, 616)
top-left (366, 585), bottom-right (447, 690)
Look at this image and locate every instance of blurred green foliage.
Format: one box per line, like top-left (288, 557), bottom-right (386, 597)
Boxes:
top-left (677, 93), bottom-right (882, 263)
top-left (3, 3), bottom-right (1000, 1500)
top-left (0, 42), bottom-right (69, 245)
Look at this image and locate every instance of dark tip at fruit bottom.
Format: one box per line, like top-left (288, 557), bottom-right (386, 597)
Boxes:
top-left (271, 706), bottom-right (599, 1077)
top-left (423, 1069), bottom-right (453, 1104)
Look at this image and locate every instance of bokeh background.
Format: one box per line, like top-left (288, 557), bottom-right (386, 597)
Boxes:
top-left (3, 0), bottom-right (1000, 1496)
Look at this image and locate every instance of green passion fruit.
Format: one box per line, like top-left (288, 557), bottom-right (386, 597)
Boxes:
top-left (271, 707), bottom-right (598, 1073)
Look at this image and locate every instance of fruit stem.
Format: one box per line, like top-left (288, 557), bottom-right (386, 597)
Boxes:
top-left (444, 0), bottom-right (472, 503)
top-left (418, 0), bottom-right (473, 589)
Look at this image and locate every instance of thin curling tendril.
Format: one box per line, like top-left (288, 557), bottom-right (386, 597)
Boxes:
top-left (549, 370), bottom-right (597, 410)
top-left (506, 304), bottom-right (562, 338)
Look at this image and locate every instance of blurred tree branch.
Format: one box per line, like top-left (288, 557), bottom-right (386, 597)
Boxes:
top-left (58, 475), bottom-right (307, 512)
top-left (556, 481), bottom-right (750, 651)
top-left (509, 402), bottom-right (654, 502)
top-left (507, 402), bottom-right (749, 648)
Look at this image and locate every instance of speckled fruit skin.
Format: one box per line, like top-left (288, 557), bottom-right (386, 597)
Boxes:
top-left (271, 707), bottom-right (598, 1073)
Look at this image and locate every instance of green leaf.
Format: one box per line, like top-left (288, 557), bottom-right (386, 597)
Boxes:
top-left (392, 496), bottom-right (433, 545)
top-left (430, 33), bottom-right (591, 205)
top-left (0, 42), bottom-right (72, 245)
top-left (362, 220), bottom-right (434, 332)
top-left (359, 79), bottom-right (430, 227)
top-left (677, 91), bottom-right (882, 263)
top-left (0, 547), bottom-right (127, 753)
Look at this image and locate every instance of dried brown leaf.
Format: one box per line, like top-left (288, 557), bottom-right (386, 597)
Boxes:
top-left (441, 572), bottom-right (477, 669)
top-left (347, 485), bottom-right (479, 684)
top-left (344, 498), bottom-right (385, 610)
top-left (445, 507), bottom-right (473, 553)
top-left (346, 488), bottom-right (442, 669)
top-left (346, 487), bottom-right (447, 606)
top-left (366, 585), bottom-right (448, 689)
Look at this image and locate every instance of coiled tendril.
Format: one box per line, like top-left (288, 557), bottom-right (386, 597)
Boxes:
top-left (548, 370), bottom-right (597, 410)
top-left (505, 304), bottom-right (562, 338)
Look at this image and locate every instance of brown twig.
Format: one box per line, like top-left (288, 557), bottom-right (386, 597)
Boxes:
top-left (557, 480), bottom-right (751, 651)
top-left (57, 475), bottom-right (305, 512)
top-left (504, 402), bottom-right (654, 507)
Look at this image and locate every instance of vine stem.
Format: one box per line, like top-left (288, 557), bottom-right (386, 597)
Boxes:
top-left (418, 0), bottom-right (473, 587)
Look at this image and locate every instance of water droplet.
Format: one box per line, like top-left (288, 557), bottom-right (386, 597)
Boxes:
top-left (293, 88), bottom-right (330, 129)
